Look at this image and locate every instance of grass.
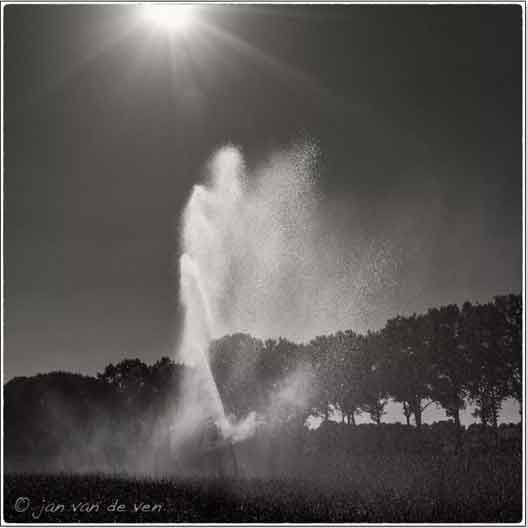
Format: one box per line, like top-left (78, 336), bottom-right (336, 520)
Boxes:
top-left (4, 450), bottom-right (522, 523)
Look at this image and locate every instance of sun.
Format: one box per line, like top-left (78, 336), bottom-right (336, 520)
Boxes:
top-left (141, 4), bottom-right (197, 34)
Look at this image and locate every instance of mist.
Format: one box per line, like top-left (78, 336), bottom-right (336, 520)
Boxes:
top-left (178, 142), bottom-right (400, 347)
top-left (165, 141), bottom-right (402, 473)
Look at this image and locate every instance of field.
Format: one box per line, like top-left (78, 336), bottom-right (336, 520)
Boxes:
top-left (4, 450), bottom-right (522, 523)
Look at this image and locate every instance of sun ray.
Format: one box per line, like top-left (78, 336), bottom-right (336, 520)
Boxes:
top-left (17, 11), bottom-right (143, 112)
top-left (198, 16), bottom-right (336, 105)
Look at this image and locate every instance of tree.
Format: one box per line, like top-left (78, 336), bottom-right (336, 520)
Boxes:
top-left (426, 305), bottom-right (469, 449)
top-left (308, 334), bottom-right (337, 422)
top-left (97, 358), bottom-right (152, 449)
top-left (494, 294), bottom-right (522, 413)
top-left (148, 357), bottom-right (186, 414)
top-left (4, 372), bottom-right (115, 471)
top-left (332, 331), bottom-right (365, 425)
top-left (381, 314), bottom-right (433, 428)
top-left (461, 302), bottom-right (510, 429)
top-left (359, 332), bottom-right (389, 425)
top-left (210, 333), bottom-right (264, 418)
top-left (98, 358), bottom-right (150, 400)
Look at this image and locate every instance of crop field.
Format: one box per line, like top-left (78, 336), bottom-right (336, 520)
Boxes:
top-left (4, 450), bottom-right (522, 523)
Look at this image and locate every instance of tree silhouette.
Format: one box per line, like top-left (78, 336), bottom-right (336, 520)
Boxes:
top-left (461, 302), bottom-right (510, 429)
top-left (426, 305), bottom-right (469, 449)
top-left (359, 332), bottom-right (389, 425)
top-left (309, 334), bottom-right (337, 422)
top-left (3, 292), bottom-right (522, 473)
top-left (325, 331), bottom-right (364, 425)
top-left (493, 294), bottom-right (522, 413)
top-left (382, 314), bottom-right (434, 429)
top-left (210, 333), bottom-right (264, 417)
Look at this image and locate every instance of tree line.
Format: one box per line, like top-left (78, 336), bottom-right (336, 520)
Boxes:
top-left (4, 294), bottom-right (521, 470)
top-left (210, 294), bottom-right (522, 436)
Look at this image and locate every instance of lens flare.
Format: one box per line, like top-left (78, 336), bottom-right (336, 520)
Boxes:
top-left (142, 4), bottom-right (196, 34)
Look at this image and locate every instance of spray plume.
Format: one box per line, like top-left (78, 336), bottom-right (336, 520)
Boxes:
top-left (173, 141), bottom-right (397, 447)
top-left (174, 142), bottom-right (320, 442)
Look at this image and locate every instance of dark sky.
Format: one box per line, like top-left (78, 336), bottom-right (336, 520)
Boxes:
top-left (5, 4), bottom-right (522, 381)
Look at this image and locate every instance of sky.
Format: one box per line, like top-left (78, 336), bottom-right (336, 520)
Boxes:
top-left (4, 4), bottom-right (522, 424)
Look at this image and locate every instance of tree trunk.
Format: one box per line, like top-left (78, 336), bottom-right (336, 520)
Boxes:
top-left (453, 407), bottom-right (462, 453)
top-left (403, 402), bottom-right (412, 426)
top-left (350, 413), bottom-right (356, 426)
top-left (478, 391), bottom-right (489, 425)
top-left (414, 403), bottom-right (422, 430)
top-left (490, 394), bottom-right (500, 449)
top-left (491, 400), bottom-right (499, 429)
top-left (374, 404), bottom-right (382, 425)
